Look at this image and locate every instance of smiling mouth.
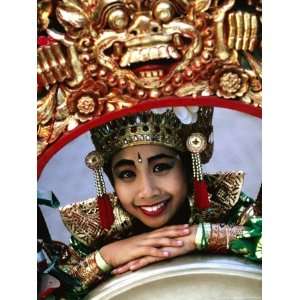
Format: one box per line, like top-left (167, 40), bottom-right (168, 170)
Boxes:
top-left (138, 199), bottom-right (170, 217)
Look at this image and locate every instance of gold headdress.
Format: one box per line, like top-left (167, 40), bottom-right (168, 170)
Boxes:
top-left (90, 106), bottom-right (214, 163)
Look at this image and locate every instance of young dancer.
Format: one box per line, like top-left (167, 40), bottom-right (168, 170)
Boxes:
top-left (51, 107), bottom-right (261, 298)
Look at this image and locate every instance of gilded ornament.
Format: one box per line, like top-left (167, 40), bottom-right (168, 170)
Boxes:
top-left (249, 77), bottom-right (262, 93)
top-left (186, 133), bottom-right (207, 154)
top-left (67, 79), bottom-right (107, 121)
top-left (65, 45), bottom-right (84, 87)
top-left (37, 0), bottom-right (52, 32)
top-left (149, 89), bottom-right (161, 98)
top-left (193, 0), bottom-right (212, 13)
top-left (77, 96), bottom-right (96, 115)
top-left (67, 116), bottom-right (79, 131)
top-left (210, 65), bottom-right (249, 99)
top-left (107, 8), bottom-right (129, 32)
top-left (153, 1), bottom-right (175, 23)
top-left (48, 118), bottom-right (70, 143)
top-left (227, 11), bottom-right (258, 51)
top-left (85, 151), bottom-right (104, 170)
top-left (37, 85), bottom-right (57, 125)
top-left (175, 81), bottom-right (209, 98)
top-left (37, 0), bottom-right (262, 157)
top-left (220, 72), bottom-right (241, 94)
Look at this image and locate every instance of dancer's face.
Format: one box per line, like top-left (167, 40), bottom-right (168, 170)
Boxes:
top-left (112, 144), bottom-right (187, 228)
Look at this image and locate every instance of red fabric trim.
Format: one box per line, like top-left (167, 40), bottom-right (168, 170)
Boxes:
top-left (97, 194), bottom-right (115, 230)
top-left (38, 96), bottom-right (261, 178)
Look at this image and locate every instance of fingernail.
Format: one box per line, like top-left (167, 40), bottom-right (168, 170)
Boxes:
top-left (183, 224), bottom-right (189, 227)
top-left (163, 251), bottom-right (170, 257)
top-left (176, 240), bottom-right (183, 246)
top-left (183, 229), bottom-right (190, 234)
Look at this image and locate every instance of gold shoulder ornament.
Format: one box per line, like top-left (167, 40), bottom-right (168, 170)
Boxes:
top-left (59, 193), bottom-right (133, 247)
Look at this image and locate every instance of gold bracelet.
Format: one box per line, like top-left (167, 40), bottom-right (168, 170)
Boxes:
top-left (207, 224), bottom-right (227, 253)
top-left (207, 224), bottom-right (245, 253)
top-left (70, 252), bottom-right (103, 286)
top-left (95, 250), bottom-right (112, 273)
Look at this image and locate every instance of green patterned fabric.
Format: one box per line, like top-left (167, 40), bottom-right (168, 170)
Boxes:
top-left (227, 191), bottom-right (255, 224)
top-left (230, 216), bottom-right (262, 261)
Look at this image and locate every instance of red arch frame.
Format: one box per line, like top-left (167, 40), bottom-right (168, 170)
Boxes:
top-left (37, 96), bottom-right (262, 178)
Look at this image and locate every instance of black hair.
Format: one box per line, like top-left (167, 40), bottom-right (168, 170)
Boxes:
top-left (179, 151), bottom-right (193, 197)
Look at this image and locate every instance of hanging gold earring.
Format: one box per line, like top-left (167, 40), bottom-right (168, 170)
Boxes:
top-left (186, 133), bottom-right (210, 210)
top-left (85, 151), bottom-right (114, 230)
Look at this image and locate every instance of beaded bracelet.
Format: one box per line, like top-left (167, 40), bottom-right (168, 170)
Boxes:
top-left (95, 251), bottom-right (112, 273)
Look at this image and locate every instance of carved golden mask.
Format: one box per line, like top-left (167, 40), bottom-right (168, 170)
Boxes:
top-left (37, 0), bottom-right (261, 157)
top-left (55, 0), bottom-right (216, 94)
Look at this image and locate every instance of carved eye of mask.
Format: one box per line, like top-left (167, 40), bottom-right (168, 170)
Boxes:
top-left (107, 8), bottom-right (129, 32)
top-left (153, 1), bottom-right (175, 24)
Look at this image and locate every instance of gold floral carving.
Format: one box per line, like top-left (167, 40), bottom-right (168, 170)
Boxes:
top-left (37, 0), bottom-right (262, 157)
top-left (210, 65), bottom-right (249, 99)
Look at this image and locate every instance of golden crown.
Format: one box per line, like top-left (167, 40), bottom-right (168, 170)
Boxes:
top-left (90, 106), bottom-right (214, 163)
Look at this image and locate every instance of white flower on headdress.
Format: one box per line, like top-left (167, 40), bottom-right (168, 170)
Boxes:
top-left (151, 106), bottom-right (199, 124)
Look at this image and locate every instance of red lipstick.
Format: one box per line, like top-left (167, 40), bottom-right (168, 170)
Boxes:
top-left (138, 200), bottom-right (169, 217)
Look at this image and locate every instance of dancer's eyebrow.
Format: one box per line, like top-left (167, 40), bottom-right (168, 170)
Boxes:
top-left (148, 153), bottom-right (177, 164)
top-left (112, 159), bottom-right (135, 170)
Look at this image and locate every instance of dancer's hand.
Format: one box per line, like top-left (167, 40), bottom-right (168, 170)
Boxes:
top-left (100, 224), bottom-right (191, 269)
top-left (111, 225), bottom-right (197, 275)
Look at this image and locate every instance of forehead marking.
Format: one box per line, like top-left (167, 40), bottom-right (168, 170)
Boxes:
top-left (137, 152), bottom-right (143, 163)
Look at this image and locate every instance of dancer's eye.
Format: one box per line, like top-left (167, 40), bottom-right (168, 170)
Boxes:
top-left (153, 162), bottom-right (174, 173)
top-left (117, 170), bottom-right (136, 180)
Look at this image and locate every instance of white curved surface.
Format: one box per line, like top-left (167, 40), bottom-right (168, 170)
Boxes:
top-left (85, 255), bottom-right (261, 300)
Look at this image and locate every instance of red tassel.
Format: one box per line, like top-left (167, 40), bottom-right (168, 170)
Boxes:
top-left (97, 194), bottom-right (114, 230)
top-left (193, 179), bottom-right (210, 210)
